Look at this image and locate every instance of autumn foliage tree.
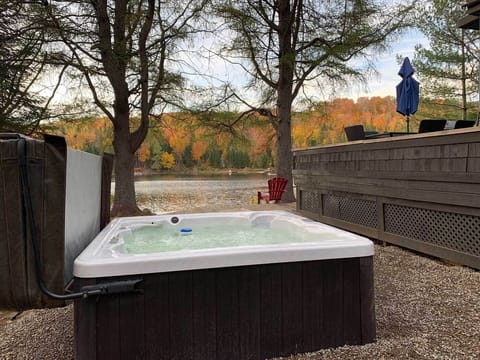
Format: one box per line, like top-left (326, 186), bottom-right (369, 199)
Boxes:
top-left (191, 128), bottom-right (209, 161)
top-left (55, 96), bottom-right (437, 168)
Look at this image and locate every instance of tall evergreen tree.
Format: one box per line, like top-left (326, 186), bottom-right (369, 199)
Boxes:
top-left (43, 0), bottom-right (209, 216)
top-left (216, 0), bottom-right (413, 201)
top-left (0, 0), bottom-right (53, 133)
top-left (413, 0), bottom-right (480, 120)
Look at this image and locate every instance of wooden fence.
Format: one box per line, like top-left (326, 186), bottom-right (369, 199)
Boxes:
top-left (293, 127), bottom-right (480, 270)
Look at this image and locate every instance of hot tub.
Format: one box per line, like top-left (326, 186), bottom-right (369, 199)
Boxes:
top-left (73, 210), bottom-right (375, 359)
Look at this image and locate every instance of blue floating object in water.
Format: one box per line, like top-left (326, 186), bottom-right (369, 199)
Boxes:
top-left (180, 228), bottom-right (192, 233)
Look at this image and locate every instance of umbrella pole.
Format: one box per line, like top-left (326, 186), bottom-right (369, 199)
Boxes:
top-left (406, 115), bottom-right (410, 133)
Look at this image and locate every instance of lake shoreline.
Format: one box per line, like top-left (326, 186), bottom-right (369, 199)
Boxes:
top-left (132, 166), bottom-right (276, 178)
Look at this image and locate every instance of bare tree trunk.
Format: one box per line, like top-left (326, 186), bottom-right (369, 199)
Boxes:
top-left (276, 96), bottom-right (295, 202)
top-left (461, 30), bottom-right (467, 120)
top-left (276, 0), bottom-right (295, 202)
top-left (111, 114), bottom-right (142, 217)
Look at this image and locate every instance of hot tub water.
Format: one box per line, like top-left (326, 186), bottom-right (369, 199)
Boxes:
top-left (123, 224), bottom-right (301, 253)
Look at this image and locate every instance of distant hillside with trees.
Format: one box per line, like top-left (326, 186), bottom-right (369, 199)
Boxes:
top-left (52, 96), bottom-right (474, 172)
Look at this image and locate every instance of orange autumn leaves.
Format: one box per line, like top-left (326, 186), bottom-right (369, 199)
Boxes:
top-left (52, 96), bottom-right (420, 168)
top-left (292, 96), bottom-right (412, 147)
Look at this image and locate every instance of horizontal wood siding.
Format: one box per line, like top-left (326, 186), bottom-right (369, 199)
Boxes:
top-left (293, 128), bottom-right (480, 269)
top-left (74, 257), bottom-right (375, 360)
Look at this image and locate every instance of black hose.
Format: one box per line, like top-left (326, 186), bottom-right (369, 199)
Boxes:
top-left (17, 138), bottom-right (106, 300)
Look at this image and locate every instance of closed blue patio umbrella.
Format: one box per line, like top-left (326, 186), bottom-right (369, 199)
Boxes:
top-left (396, 57), bottom-right (419, 133)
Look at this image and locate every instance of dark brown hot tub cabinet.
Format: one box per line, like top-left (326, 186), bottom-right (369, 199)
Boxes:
top-left (74, 256), bottom-right (375, 360)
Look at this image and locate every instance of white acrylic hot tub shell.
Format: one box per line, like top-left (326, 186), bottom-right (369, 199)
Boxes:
top-left (73, 211), bottom-right (374, 278)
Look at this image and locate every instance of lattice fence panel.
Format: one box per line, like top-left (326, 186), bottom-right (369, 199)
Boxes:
top-left (300, 191), bottom-right (321, 213)
top-left (384, 204), bottom-right (480, 256)
top-left (322, 193), bottom-right (378, 229)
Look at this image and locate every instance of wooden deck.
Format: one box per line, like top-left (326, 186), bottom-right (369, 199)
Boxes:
top-left (293, 127), bottom-right (480, 270)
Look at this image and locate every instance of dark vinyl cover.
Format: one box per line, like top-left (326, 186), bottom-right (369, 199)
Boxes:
top-left (0, 133), bottom-right (66, 310)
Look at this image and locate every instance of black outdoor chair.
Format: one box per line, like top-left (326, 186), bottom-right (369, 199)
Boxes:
top-left (454, 120), bottom-right (475, 129)
top-left (344, 125), bottom-right (367, 141)
top-left (418, 119), bottom-right (447, 133)
top-left (344, 125), bottom-right (389, 141)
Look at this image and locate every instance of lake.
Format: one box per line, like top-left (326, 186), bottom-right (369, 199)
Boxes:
top-left (124, 173), bottom-right (273, 214)
top-left (134, 173), bottom-right (270, 194)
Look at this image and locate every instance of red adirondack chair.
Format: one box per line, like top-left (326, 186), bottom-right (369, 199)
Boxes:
top-left (257, 177), bottom-right (288, 204)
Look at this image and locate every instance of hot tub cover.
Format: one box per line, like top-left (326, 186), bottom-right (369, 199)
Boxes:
top-left (0, 133), bottom-right (66, 310)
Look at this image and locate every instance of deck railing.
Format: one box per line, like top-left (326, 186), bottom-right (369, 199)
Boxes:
top-left (292, 127), bottom-right (480, 270)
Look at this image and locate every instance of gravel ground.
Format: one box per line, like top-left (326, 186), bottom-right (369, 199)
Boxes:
top-left (1, 194), bottom-right (479, 359)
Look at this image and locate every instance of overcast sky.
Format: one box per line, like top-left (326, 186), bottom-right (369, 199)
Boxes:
top-left (344, 29), bottom-right (428, 100)
top-left (182, 28), bottom-right (430, 107)
top-left (44, 27), bottom-right (429, 111)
